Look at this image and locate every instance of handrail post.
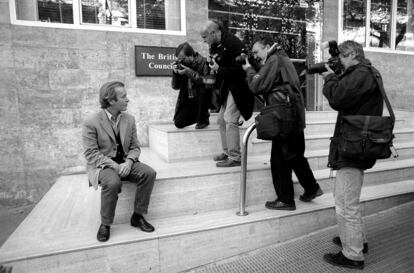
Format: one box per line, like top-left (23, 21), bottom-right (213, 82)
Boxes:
top-left (236, 122), bottom-right (256, 216)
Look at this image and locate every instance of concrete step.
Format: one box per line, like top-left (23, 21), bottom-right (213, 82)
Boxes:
top-left (61, 148), bottom-right (414, 224)
top-left (250, 128), bottom-right (414, 155)
top-left (1, 180), bottom-right (413, 273)
top-left (149, 111), bottom-right (412, 162)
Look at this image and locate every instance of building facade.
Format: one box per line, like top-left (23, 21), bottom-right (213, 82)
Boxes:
top-left (0, 0), bottom-right (413, 208)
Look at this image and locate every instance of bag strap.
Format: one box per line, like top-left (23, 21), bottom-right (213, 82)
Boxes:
top-left (370, 66), bottom-right (395, 125)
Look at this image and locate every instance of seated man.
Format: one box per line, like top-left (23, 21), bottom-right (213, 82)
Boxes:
top-left (82, 81), bottom-right (156, 242)
top-left (172, 42), bottom-right (211, 129)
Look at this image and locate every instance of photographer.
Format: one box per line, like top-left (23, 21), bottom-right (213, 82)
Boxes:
top-left (172, 42), bottom-right (211, 129)
top-left (321, 40), bottom-right (383, 269)
top-left (242, 35), bottom-right (322, 210)
top-left (200, 20), bottom-right (254, 167)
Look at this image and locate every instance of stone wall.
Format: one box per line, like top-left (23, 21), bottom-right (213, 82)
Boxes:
top-left (0, 0), bottom-right (208, 208)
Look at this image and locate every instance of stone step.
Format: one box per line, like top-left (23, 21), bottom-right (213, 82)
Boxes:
top-left (110, 154), bottom-right (414, 224)
top-left (1, 180), bottom-right (413, 273)
top-left (250, 128), bottom-right (414, 155)
top-left (150, 118), bottom-right (414, 162)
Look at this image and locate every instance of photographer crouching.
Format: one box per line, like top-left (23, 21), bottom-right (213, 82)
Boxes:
top-left (320, 41), bottom-right (385, 269)
top-left (172, 42), bottom-right (211, 129)
top-left (242, 34), bottom-right (323, 211)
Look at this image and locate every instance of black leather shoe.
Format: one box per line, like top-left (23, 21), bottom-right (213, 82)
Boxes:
top-left (131, 213), bottom-right (155, 233)
top-left (265, 200), bottom-right (296, 210)
top-left (299, 188), bottom-right (324, 202)
top-left (323, 251), bottom-right (364, 269)
top-left (97, 224), bottom-right (110, 242)
top-left (195, 120), bottom-right (209, 129)
top-left (216, 158), bottom-right (241, 167)
top-left (333, 236), bottom-right (368, 253)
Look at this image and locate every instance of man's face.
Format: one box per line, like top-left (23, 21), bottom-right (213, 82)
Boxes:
top-left (201, 29), bottom-right (218, 47)
top-left (109, 86), bottom-right (129, 112)
top-left (177, 50), bottom-right (193, 66)
top-left (339, 50), bottom-right (356, 70)
top-left (252, 42), bottom-right (269, 64)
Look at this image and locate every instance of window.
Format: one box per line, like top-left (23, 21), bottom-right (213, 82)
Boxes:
top-left (81, 0), bottom-right (129, 26)
top-left (10, 0), bottom-right (185, 33)
top-left (208, 0), bottom-right (322, 59)
top-left (342, 0), bottom-right (414, 52)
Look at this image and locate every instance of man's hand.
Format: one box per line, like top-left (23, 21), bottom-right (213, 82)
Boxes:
top-left (172, 63), bottom-right (180, 73)
top-left (320, 64), bottom-right (335, 79)
top-left (208, 57), bottom-right (219, 72)
top-left (241, 54), bottom-right (251, 70)
top-left (177, 64), bottom-right (192, 75)
top-left (118, 160), bottom-right (133, 178)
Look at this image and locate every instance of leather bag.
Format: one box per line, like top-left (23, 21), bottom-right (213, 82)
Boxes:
top-left (255, 98), bottom-right (296, 140)
top-left (337, 67), bottom-right (398, 160)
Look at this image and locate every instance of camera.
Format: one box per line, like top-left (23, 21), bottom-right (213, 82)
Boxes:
top-left (307, 40), bottom-right (343, 75)
top-left (173, 60), bottom-right (183, 70)
top-left (234, 49), bottom-right (256, 66)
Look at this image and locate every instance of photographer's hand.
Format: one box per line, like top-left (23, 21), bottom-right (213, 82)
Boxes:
top-left (172, 63), bottom-right (180, 74)
top-left (241, 54), bottom-right (251, 70)
top-left (177, 64), bottom-right (192, 75)
top-left (209, 57), bottom-right (219, 72)
top-left (320, 64), bottom-right (334, 79)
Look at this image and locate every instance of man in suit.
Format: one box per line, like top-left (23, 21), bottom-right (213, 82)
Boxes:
top-left (82, 81), bottom-right (156, 242)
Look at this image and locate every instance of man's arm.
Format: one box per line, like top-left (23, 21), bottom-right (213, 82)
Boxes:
top-left (126, 117), bottom-right (141, 163)
top-left (245, 56), bottom-right (279, 95)
top-left (82, 118), bottom-right (118, 170)
top-left (322, 68), bottom-right (375, 111)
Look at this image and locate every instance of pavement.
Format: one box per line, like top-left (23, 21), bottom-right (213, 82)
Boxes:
top-left (188, 201), bottom-right (414, 273)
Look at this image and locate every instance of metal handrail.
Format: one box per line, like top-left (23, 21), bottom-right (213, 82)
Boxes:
top-left (236, 122), bottom-right (256, 216)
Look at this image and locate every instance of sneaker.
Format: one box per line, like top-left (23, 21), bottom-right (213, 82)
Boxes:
top-left (216, 158), bottom-right (241, 167)
top-left (323, 251), bottom-right (364, 270)
top-left (333, 236), bottom-right (368, 253)
top-left (213, 153), bottom-right (228, 161)
top-left (265, 200), bottom-right (296, 210)
top-left (299, 188), bottom-right (324, 202)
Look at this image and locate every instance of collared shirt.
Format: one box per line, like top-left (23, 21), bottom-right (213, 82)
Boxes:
top-left (104, 109), bottom-right (122, 135)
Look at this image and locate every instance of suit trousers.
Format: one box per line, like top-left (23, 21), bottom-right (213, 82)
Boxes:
top-left (99, 161), bottom-right (156, 225)
top-left (270, 130), bottom-right (319, 204)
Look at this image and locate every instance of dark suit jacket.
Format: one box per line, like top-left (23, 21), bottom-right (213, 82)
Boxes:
top-left (82, 110), bottom-right (141, 189)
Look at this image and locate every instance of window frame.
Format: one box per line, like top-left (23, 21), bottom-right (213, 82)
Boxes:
top-left (8, 0), bottom-right (186, 35)
top-left (339, 0), bottom-right (414, 55)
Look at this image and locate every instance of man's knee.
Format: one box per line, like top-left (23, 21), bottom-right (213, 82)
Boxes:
top-left (174, 120), bottom-right (186, 129)
top-left (102, 176), bottom-right (122, 193)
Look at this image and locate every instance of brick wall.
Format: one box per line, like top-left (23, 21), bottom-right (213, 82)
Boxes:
top-left (0, 0), bottom-right (208, 208)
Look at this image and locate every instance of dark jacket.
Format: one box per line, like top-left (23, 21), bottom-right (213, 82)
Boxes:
top-left (210, 31), bottom-right (254, 120)
top-left (245, 45), bottom-right (306, 131)
top-left (171, 53), bottom-right (210, 120)
top-left (323, 60), bottom-right (384, 170)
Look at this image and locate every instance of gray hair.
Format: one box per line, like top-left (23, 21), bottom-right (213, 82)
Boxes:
top-left (99, 81), bottom-right (124, 109)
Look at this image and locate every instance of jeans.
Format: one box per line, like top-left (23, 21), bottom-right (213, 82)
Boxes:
top-left (217, 91), bottom-right (241, 161)
top-left (99, 161), bottom-right (156, 225)
top-left (335, 167), bottom-right (366, 261)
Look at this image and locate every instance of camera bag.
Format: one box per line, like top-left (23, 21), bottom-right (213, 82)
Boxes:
top-left (337, 67), bottom-right (398, 160)
top-left (255, 55), bottom-right (305, 140)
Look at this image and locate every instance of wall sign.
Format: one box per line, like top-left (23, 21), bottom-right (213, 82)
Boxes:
top-left (135, 46), bottom-right (177, 76)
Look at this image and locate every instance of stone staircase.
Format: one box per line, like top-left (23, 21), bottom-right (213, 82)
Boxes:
top-left (1, 110), bottom-right (414, 273)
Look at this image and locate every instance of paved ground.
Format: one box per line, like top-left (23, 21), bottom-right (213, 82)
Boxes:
top-left (188, 201), bottom-right (414, 273)
top-left (0, 205), bottom-right (34, 247)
